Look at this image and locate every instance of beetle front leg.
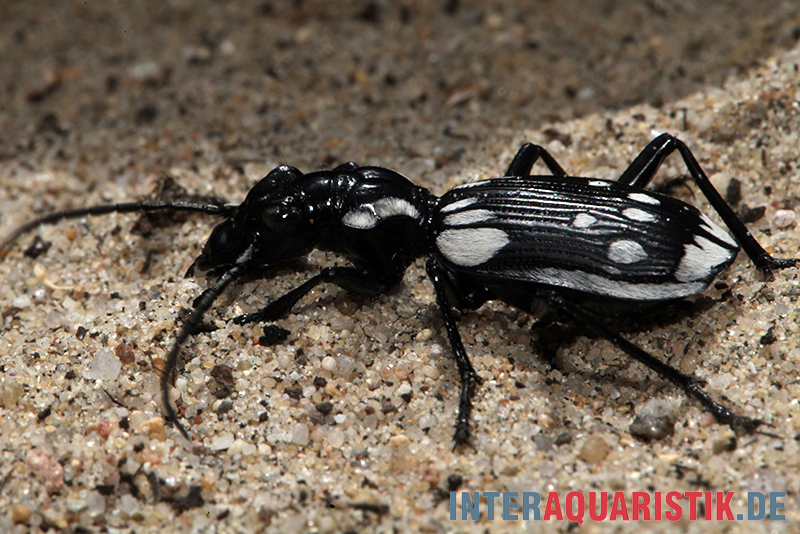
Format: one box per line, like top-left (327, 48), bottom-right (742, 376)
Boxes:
top-left (231, 266), bottom-right (404, 325)
top-left (425, 257), bottom-right (483, 449)
top-left (545, 291), bottom-right (764, 435)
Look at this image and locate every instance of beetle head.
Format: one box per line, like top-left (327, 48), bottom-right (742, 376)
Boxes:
top-left (192, 166), bottom-right (320, 275)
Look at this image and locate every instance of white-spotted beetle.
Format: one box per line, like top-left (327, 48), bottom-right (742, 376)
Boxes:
top-left (2, 134), bottom-right (797, 447)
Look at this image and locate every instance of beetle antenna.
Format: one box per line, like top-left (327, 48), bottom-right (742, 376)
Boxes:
top-left (161, 243), bottom-right (254, 440)
top-left (0, 201), bottom-right (238, 257)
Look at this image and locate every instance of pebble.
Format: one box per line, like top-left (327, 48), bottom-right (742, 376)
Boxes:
top-left (321, 356), bottom-right (337, 373)
top-left (212, 433), bottom-right (235, 451)
top-left (629, 415), bottom-right (675, 442)
top-left (772, 209), bottom-right (796, 228)
top-left (389, 434), bottom-right (410, 446)
top-left (84, 350), bottom-right (122, 382)
top-left (25, 448), bottom-right (64, 493)
top-left (11, 503), bottom-right (31, 523)
top-left (292, 423), bottom-right (310, 446)
top-left (579, 436), bottom-right (609, 463)
top-left (138, 417), bottom-right (167, 441)
top-left (327, 428), bottom-right (345, 448)
top-left (1, 381), bottom-right (25, 407)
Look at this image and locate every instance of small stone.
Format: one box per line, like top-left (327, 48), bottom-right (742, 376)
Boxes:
top-left (772, 209), bottom-right (796, 229)
top-left (292, 423), bottom-right (310, 446)
top-left (119, 494), bottom-right (140, 517)
top-left (422, 466), bottom-right (440, 486)
top-left (191, 368), bottom-right (205, 385)
top-left (86, 491), bottom-right (106, 517)
top-left (534, 434), bottom-right (555, 451)
top-left (25, 448), bottom-right (64, 493)
top-left (629, 415), bottom-right (675, 442)
top-left (227, 438), bottom-right (256, 456)
top-left (327, 429), bottom-right (344, 448)
top-left (96, 421), bottom-right (119, 438)
top-left (579, 436), bottom-right (609, 463)
top-left (712, 435), bottom-right (737, 454)
top-left (211, 433), bottom-right (235, 450)
top-left (11, 503), bottom-right (31, 523)
top-left (322, 356), bottom-right (338, 373)
top-left (1, 381), bottom-right (25, 407)
top-left (415, 328), bottom-right (433, 341)
top-left (84, 350), bottom-right (122, 382)
top-left (115, 343), bottom-right (135, 365)
top-left (389, 434), bottom-right (410, 446)
top-left (138, 417), bottom-right (167, 441)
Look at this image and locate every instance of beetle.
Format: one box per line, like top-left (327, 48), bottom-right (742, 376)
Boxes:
top-left (2, 133), bottom-right (797, 447)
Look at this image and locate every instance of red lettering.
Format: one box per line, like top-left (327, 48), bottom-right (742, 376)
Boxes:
top-left (589, 492), bottom-right (607, 521)
top-left (632, 492), bottom-right (650, 520)
top-left (565, 492), bottom-right (585, 525)
top-left (609, 492), bottom-right (630, 521)
top-left (685, 492), bottom-right (702, 520)
top-left (543, 492), bottom-right (563, 521)
top-left (655, 491), bottom-right (661, 520)
top-left (716, 491), bottom-right (734, 520)
top-left (665, 491), bottom-right (682, 521)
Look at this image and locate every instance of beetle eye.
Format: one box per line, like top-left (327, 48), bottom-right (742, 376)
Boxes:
top-left (262, 204), bottom-right (302, 232)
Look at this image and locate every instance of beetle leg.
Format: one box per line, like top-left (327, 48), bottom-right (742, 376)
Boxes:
top-left (544, 290), bottom-right (764, 435)
top-left (618, 133), bottom-right (799, 273)
top-left (505, 143), bottom-right (568, 177)
top-left (616, 133), bottom-right (676, 188)
top-left (425, 257), bottom-right (483, 449)
top-left (231, 266), bottom-right (404, 325)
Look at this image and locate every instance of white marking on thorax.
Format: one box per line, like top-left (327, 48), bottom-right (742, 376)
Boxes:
top-left (608, 239), bottom-right (648, 264)
top-left (628, 192), bottom-right (661, 205)
top-left (342, 197), bottom-right (420, 229)
top-left (436, 228), bottom-right (510, 267)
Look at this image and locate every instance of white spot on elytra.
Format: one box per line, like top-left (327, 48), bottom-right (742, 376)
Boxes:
top-left (675, 236), bottom-right (735, 282)
top-left (436, 228), bottom-right (509, 267)
top-left (572, 213), bottom-right (597, 228)
top-left (622, 208), bottom-right (656, 223)
top-left (608, 240), bottom-right (647, 264)
top-left (443, 209), bottom-right (495, 226)
top-left (628, 192), bottom-right (661, 205)
top-left (440, 197), bottom-right (479, 213)
top-left (699, 213), bottom-right (737, 247)
top-left (589, 180), bottom-right (610, 187)
top-left (342, 197), bottom-right (419, 229)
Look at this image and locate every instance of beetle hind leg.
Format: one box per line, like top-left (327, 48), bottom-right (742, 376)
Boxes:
top-left (545, 291), bottom-right (764, 436)
top-left (618, 133), bottom-right (799, 274)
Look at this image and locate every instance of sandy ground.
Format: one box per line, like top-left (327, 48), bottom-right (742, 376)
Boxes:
top-left (1, 1), bottom-right (800, 532)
